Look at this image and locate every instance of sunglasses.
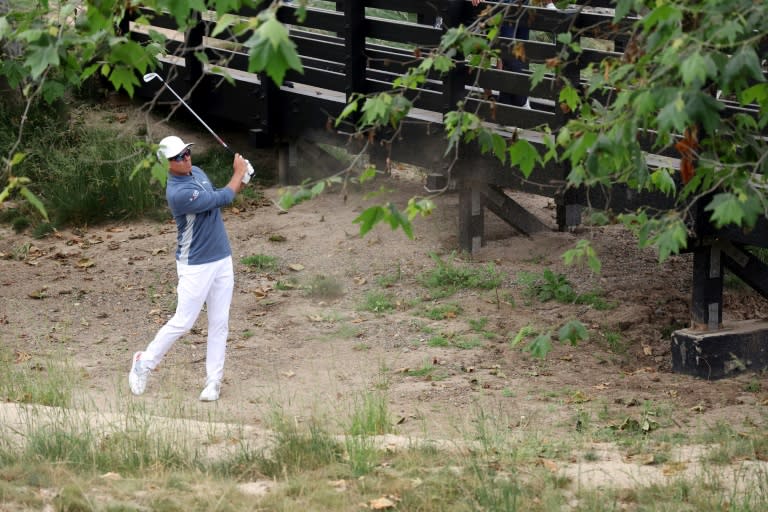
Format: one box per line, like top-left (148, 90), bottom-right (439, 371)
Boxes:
top-left (169, 148), bottom-right (191, 162)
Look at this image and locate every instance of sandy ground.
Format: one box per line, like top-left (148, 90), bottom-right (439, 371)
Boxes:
top-left (1, 103), bottom-right (767, 492)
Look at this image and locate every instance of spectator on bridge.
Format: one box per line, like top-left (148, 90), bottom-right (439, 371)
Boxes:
top-left (471, 0), bottom-right (559, 108)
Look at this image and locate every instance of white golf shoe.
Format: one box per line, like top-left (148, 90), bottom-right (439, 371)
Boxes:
top-left (129, 351), bottom-right (151, 395)
top-left (199, 380), bottom-right (221, 402)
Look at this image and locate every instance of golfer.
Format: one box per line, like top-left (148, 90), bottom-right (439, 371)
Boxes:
top-left (129, 135), bottom-right (247, 401)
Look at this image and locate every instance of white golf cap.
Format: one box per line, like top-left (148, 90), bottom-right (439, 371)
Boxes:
top-left (157, 135), bottom-right (194, 160)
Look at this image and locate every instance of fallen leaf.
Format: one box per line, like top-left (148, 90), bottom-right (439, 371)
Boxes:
top-left (308, 315), bottom-right (324, 322)
top-left (354, 276), bottom-right (367, 285)
top-left (288, 263), bottom-right (304, 271)
top-left (642, 345), bottom-right (653, 356)
top-left (14, 350), bottom-right (32, 363)
top-left (369, 497), bottom-right (395, 510)
top-left (662, 462), bottom-right (687, 475)
top-left (569, 390), bottom-right (591, 403)
top-left (77, 258), bottom-right (95, 269)
top-left (281, 371), bottom-right (296, 378)
top-left (540, 458), bottom-right (559, 473)
top-left (152, 247), bottom-right (167, 255)
top-left (630, 453), bottom-right (656, 465)
top-left (28, 288), bottom-right (48, 299)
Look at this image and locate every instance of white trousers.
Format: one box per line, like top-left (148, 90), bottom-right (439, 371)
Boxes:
top-left (142, 256), bottom-right (234, 385)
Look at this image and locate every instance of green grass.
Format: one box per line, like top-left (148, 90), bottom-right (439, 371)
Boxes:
top-left (417, 301), bottom-right (463, 320)
top-left (304, 274), bottom-right (345, 299)
top-left (0, 349), bottom-right (78, 407)
top-left (517, 269), bottom-right (614, 309)
top-left (240, 253), bottom-right (279, 271)
top-left (417, 253), bottom-right (504, 299)
top-left (359, 291), bottom-right (397, 313)
top-left (0, 372), bottom-right (766, 511)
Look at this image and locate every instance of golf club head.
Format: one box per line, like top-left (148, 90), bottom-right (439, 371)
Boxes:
top-left (142, 73), bottom-right (161, 83)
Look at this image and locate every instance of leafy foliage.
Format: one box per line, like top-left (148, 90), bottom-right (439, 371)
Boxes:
top-left (1, 0), bottom-right (305, 212)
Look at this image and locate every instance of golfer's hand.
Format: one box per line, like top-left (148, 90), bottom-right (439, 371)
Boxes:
top-left (228, 154), bottom-right (248, 193)
top-left (471, 0), bottom-right (482, 6)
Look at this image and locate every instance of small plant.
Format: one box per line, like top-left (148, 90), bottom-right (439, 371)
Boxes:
top-left (517, 269), bottom-right (576, 303)
top-left (359, 291), bottom-right (396, 313)
top-left (240, 253), bottom-right (279, 271)
top-left (405, 360), bottom-right (446, 380)
top-left (469, 317), bottom-right (497, 339)
top-left (602, 329), bottom-right (625, 353)
top-left (259, 414), bottom-right (343, 477)
top-left (376, 263), bottom-right (402, 287)
top-left (11, 216), bottom-right (30, 233)
top-left (427, 334), bottom-right (450, 347)
top-left (418, 302), bottom-right (463, 320)
top-left (348, 391), bottom-right (391, 436)
top-left (275, 278), bottom-right (299, 290)
top-left (417, 252), bottom-right (504, 298)
top-left (304, 274), bottom-right (345, 299)
top-left (744, 379), bottom-right (762, 393)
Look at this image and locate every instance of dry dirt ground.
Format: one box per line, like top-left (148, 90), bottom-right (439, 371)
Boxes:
top-left (1, 107), bottom-right (768, 491)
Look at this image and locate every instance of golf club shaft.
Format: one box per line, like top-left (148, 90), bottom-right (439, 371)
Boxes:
top-left (155, 76), bottom-right (233, 154)
top-left (145, 72), bottom-right (253, 183)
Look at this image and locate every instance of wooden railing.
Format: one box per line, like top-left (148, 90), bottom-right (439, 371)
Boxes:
top-left (127, 1), bottom-right (768, 373)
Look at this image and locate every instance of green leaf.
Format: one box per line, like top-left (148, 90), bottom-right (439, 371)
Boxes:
top-left (19, 186), bottom-right (49, 221)
top-left (358, 166), bottom-right (377, 184)
top-left (723, 46), bottom-right (765, 92)
top-left (107, 66), bottom-right (139, 96)
top-left (559, 85), bottom-right (580, 112)
top-left (526, 333), bottom-right (553, 359)
top-left (508, 139), bottom-right (540, 178)
top-left (212, 13), bottom-right (238, 38)
top-left (26, 44), bottom-right (60, 80)
top-left (9, 152), bottom-right (26, 166)
top-left (353, 206), bottom-right (387, 237)
top-left (680, 52), bottom-right (715, 88)
top-left (650, 168), bottom-right (676, 196)
top-left (558, 320), bottom-right (588, 346)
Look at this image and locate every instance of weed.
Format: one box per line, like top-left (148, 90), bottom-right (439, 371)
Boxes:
top-left (517, 269), bottom-right (612, 309)
top-left (427, 335), bottom-right (450, 347)
top-left (602, 329), bottom-right (626, 353)
top-left (0, 352), bottom-right (77, 407)
top-left (469, 317), bottom-right (498, 339)
top-left (359, 291), bottom-right (396, 313)
top-left (304, 274), bottom-right (345, 299)
top-left (348, 391), bottom-right (391, 436)
top-left (375, 263), bottom-right (402, 287)
top-left (275, 278), bottom-right (299, 290)
top-left (240, 253), bottom-right (279, 272)
top-left (259, 416), bottom-right (343, 477)
top-left (455, 336), bottom-right (484, 350)
top-left (417, 302), bottom-right (462, 320)
top-left (518, 269), bottom-right (576, 303)
top-left (405, 360), bottom-right (447, 381)
top-left (418, 252), bottom-right (504, 298)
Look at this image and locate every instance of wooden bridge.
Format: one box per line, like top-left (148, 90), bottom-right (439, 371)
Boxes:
top-left (126, 0), bottom-right (768, 379)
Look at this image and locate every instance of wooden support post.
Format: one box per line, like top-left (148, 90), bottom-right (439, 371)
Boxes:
top-left (186, 13), bottom-right (206, 111)
top-left (459, 183), bottom-right (484, 253)
top-left (185, 14), bottom-right (204, 83)
top-left (277, 142), bottom-right (297, 186)
top-left (441, 0), bottom-right (467, 113)
top-left (691, 241), bottom-right (724, 331)
top-left (343, 1), bottom-right (366, 103)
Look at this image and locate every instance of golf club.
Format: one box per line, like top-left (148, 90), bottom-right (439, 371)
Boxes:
top-left (143, 72), bottom-right (254, 183)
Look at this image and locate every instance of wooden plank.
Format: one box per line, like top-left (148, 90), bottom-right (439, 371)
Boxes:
top-left (482, 185), bottom-right (550, 235)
